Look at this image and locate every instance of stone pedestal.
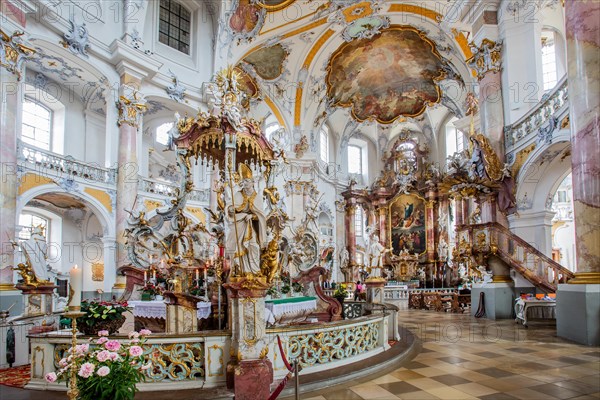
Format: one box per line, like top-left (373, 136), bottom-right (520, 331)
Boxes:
top-left (471, 282), bottom-right (514, 320)
top-left (233, 359), bottom-right (273, 400)
top-left (366, 278), bottom-right (386, 304)
top-left (163, 291), bottom-right (199, 334)
top-left (223, 276), bottom-right (272, 399)
top-left (557, 284), bottom-right (600, 346)
top-left (16, 284), bottom-right (57, 317)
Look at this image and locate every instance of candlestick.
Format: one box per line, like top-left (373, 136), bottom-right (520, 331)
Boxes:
top-left (68, 265), bottom-right (83, 311)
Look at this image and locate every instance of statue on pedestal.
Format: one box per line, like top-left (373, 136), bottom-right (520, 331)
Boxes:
top-left (225, 164), bottom-right (267, 276)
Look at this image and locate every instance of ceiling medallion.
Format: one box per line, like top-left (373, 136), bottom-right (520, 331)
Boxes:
top-left (326, 25), bottom-right (446, 124)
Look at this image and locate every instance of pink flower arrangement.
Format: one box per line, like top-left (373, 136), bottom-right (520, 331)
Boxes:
top-left (44, 330), bottom-right (152, 400)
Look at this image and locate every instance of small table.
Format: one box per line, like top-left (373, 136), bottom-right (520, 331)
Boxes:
top-left (514, 298), bottom-right (556, 327)
top-left (265, 296), bottom-right (317, 325)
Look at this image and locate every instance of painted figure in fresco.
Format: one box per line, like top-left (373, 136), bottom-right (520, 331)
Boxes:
top-left (225, 164), bottom-right (267, 276)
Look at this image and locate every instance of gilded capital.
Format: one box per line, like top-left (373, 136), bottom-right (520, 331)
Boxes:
top-left (0, 30), bottom-right (36, 81)
top-left (467, 39), bottom-right (502, 81)
top-left (116, 85), bottom-right (147, 128)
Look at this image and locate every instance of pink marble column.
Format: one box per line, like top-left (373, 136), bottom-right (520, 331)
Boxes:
top-left (425, 193), bottom-right (436, 263)
top-left (454, 196), bottom-right (464, 226)
top-left (115, 84), bottom-right (146, 267)
top-left (565, 1), bottom-right (600, 280)
top-left (0, 67), bottom-right (20, 286)
top-left (479, 71), bottom-right (505, 159)
top-left (345, 201), bottom-right (357, 268)
top-left (377, 202), bottom-right (387, 252)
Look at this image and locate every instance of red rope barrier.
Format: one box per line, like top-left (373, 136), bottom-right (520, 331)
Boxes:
top-left (268, 335), bottom-right (295, 400)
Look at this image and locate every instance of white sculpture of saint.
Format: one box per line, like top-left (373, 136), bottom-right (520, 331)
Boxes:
top-left (225, 164), bottom-right (267, 275)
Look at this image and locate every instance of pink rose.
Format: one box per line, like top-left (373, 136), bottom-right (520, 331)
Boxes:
top-left (109, 352), bottom-right (119, 361)
top-left (96, 337), bottom-right (108, 345)
top-left (105, 340), bottom-right (121, 351)
top-left (129, 345), bottom-right (143, 357)
top-left (75, 344), bottom-right (89, 354)
top-left (128, 331), bottom-right (140, 339)
top-left (97, 330), bottom-right (109, 337)
top-left (139, 329), bottom-right (152, 336)
top-left (96, 350), bottom-right (110, 362)
top-left (58, 358), bottom-right (68, 367)
top-left (78, 362), bottom-right (95, 378)
top-left (96, 366), bottom-right (110, 377)
top-left (45, 372), bottom-right (57, 383)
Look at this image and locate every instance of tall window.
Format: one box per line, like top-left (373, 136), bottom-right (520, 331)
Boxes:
top-left (159, 0), bottom-right (191, 54)
top-left (348, 145), bottom-right (362, 175)
top-left (156, 122), bottom-right (173, 146)
top-left (22, 98), bottom-right (52, 150)
top-left (354, 207), bottom-right (364, 237)
top-left (542, 31), bottom-right (558, 91)
top-left (320, 127), bottom-right (329, 163)
top-left (265, 123), bottom-right (280, 143)
top-left (445, 118), bottom-right (463, 157)
top-left (18, 213), bottom-right (48, 241)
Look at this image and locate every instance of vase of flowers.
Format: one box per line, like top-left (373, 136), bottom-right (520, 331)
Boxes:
top-left (77, 300), bottom-right (130, 336)
top-left (45, 329), bottom-right (152, 400)
top-left (139, 282), bottom-right (163, 301)
top-left (333, 284), bottom-right (349, 319)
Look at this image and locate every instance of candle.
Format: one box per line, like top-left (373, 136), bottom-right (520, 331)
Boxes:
top-left (152, 269), bottom-right (156, 280)
top-left (196, 269), bottom-right (200, 281)
top-left (144, 270), bottom-right (147, 283)
top-left (68, 264), bottom-right (83, 311)
top-left (204, 268), bottom-right (208, 287)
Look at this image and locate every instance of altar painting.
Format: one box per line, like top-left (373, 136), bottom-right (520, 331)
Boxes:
top-left (389, 194), bottom-right (426, 255)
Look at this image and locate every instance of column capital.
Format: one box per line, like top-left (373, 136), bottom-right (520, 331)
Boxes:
top-left (116, 85), bottom-right (147, 128)
top-left (0, 29), bottom-right (35, 81)
top-left (467, 39), bottom-right (503, 81)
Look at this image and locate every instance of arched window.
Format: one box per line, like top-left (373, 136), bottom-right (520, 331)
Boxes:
top-left (265, 123), bottom-right (281, 143)
top-left (159, 0), bottom-right (191, 54)
top-left (156, 122), bottom-right (173, 146)
top-left (320, 127), bottom-right (329, 163)
top-left (445, 117), bottom-right (463, 157)
top-left (355, 207), bottom-right (364, 237)
top-left (541, 30), bottom-right (558, 91)
top-left (348, 145), bottom-right (362, 175)
top-left (18, 212), bottom-right (49, 241)
top-left (21, 98), bottom-right (52, 150)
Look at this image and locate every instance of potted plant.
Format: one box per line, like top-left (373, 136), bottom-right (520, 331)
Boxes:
top-left (266, 285), bottom-right (278, 300)
top-left (77, 300), bottom-right (130, 336)
top-left (45, 329), bottom-right (152, 400)
top-left (292, 281), bottom-right (303, 297)
top-left (333, 284), bottom-right (349, 318)
top-left (139, 283), bottom-right (162, 301)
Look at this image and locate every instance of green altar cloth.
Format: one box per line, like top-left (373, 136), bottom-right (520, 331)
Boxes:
top-left (265, 296), bottom-right (317, 305)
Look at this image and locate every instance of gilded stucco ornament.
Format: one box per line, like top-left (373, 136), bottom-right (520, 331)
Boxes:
top-left (467, 39), bottom-right (503, 81)
top-left (116, 85), bottom-right (147, 128)
top-left (0, 30), bottom-right (36, 80)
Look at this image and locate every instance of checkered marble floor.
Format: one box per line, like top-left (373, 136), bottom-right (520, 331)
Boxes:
top-left (301, 310), bottom-right (600, 400)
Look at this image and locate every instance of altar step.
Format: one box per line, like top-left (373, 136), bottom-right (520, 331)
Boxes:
top-left (458, 222), bottom-right (574, 292)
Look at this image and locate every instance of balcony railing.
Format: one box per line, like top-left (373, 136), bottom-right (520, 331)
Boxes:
top-left (504, 76), bottom-right (568, 152)
top-left (19, 142), bottom-right (116, 185)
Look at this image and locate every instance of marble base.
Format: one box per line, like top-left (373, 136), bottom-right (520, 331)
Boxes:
top-left (165, 304), bottom-right (197, 333)
top-left (366, 279), bottom-right (386, 304)
top-left (471, 282), bottom-right (515, 320)
top-left (557, 284), bottom-right (600, 346)
top-left (233, 359), bottom-right (273, 400)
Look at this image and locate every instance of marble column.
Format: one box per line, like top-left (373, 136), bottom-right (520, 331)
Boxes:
top-left (0, 30), bottom-right (34, 289)
top-left (345, 200), bottom-right (357, 270)
top-left (468, 39), bottom-right (505, 159)
top-left (115, 83), bottom-right (146, 267)
top-left (425, 191), bottom-right (437, 263)
top-left (557, 0), bottom-right (600, 347)
top-left (377, 202), bottom-right (387, 253)
top-left (454, 196), bottom-right (464, 226)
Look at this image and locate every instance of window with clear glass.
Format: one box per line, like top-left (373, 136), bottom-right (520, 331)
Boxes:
top-left (320, 128), bottom-right (329, 163)
top-left (18, 213), bottom-right (48, 241)
top-left (355, 207), bottom-right (364, 237)
top-left (265, 123), bottom-right (280, 143)
top-left (156, 122), bottom-right (173, 146)
top-left (159, 0), bottom-right (191, 54)
top-left (445, 118), bottom-right (463, 157)
top-left (348, 145), bottom-right (362, 175)
top-left (542, 32), bottom-right (558, 91)
top-left (22, 98), bottom-right (52, 150)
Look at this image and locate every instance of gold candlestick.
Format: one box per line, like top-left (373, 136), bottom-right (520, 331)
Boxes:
top-left (62, 311), bottom-right (85, 400)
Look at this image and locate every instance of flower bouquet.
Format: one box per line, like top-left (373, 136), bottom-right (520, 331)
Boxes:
top-left (77, 300), bottom-right (130, 336)
top-left (45, 329), bottom-right (152, 400)
top-left (139, 282), bottom-right (163, 301)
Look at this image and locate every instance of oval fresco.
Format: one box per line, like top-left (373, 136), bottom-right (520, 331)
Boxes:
top-left (326, 26), bottom-right (445, 124)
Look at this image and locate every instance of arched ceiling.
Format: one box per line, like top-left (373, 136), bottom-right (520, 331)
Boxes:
top-left (219, 0), bottom-right (482, 148)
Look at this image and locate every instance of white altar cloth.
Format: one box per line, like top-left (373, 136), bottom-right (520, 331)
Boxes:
top-left (129, 301), bottom-right (212, 320)
top-left (265, 297), bottom-right (317, 325)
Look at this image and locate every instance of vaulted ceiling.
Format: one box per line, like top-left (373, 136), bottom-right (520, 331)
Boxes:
top-left (218, 0), bottom-right (488, 153)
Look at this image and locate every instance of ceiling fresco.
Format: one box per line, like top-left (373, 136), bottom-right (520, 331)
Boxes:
top-left (326, 26), bottom-right (446, 124)
top-left (229, 0), bottom-right (262, 35)
top-left (242, 44), bottom-right (288, 80)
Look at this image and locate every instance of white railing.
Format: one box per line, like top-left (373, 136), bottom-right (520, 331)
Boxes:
top-left (19, 142), bottom-right (116, 185)
top-left (504, 76), bottom-right (568, 152)
top-left (138, 178), bottom-right (210, 202)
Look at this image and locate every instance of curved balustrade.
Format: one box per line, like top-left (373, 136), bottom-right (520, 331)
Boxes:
top-left (459, 223), bottom-right (574, 292)
top-left (504, 76), bottom-right (568, 153)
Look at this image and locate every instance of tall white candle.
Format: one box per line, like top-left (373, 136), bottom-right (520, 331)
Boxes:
top-left (144, 270), bottom-right (147, 283)
top-left (152, 269), bottom-right (156, 280)
top-left (204, 268), bottom-right (208, 287)
top-left (69, 264), bottom-right (83, 311)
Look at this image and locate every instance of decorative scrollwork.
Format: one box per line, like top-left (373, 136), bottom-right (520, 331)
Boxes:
top-left (342, 302), bottom-right (364, 319)
top-left (143, 343), bottom-right (205, 382)
top-left (288, 322), bottom-right (379, 368)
